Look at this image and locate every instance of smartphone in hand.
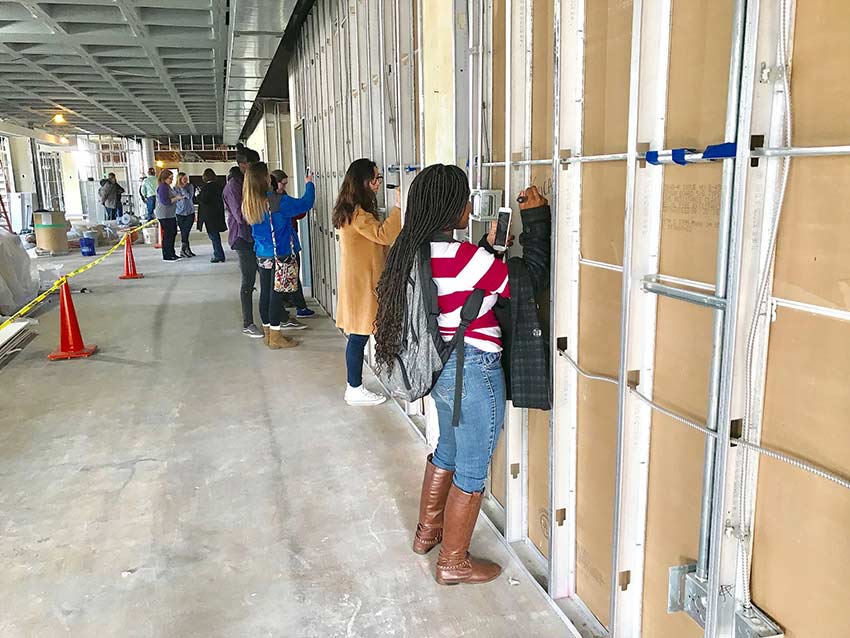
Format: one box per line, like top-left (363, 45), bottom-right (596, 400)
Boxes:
top-left (493, 207), bottom-right (512, 252)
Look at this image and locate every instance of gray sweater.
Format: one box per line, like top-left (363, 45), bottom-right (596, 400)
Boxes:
top-left (155, 183), bottom-right (177, 219)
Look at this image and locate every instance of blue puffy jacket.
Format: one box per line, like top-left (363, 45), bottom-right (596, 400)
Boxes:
top-left (250, 183), bottom-right (315, 258)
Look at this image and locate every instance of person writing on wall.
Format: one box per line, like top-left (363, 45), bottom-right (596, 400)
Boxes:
top-left (271, 169), bottom-right (315, 319)
top-left (242, 162), bottom-right (316, 349)
top-left (224, 144), bottom-right (309, 339)
top-left (333, 158), bottom-right (402, 407)
top-left (373, 166), bottom-right (551, 586)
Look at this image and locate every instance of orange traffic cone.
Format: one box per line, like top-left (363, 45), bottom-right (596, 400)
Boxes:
top-left (48, 280), bottom-right (98, 361)
top-left (154, 223), bottom-right (162, 249)
top-left (119, 234), bottom-right (144, 280)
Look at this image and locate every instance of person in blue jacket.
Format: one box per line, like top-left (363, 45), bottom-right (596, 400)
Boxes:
top-left (242, 161), bottom-right (315, 350)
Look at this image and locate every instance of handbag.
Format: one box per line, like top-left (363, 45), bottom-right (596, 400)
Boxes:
top-left (268, 211), bottom-right (299, 294)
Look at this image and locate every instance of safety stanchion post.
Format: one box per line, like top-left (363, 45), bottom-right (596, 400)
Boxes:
top-left (119, 233), bottom-right (144, 280)
top-left (47, 279), bottom-right (98, 361)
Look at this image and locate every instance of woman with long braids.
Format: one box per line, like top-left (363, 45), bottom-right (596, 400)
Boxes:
top-left (376, 165), bottom-right (553, 585)
top-left (334, 158), bottom-right (402, 407)
top-left (374, 164), bottom-right (510, 586)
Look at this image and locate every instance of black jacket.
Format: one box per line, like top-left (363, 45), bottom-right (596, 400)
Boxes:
top-left (196, 181), bottom-right (227, 233)
top-left (479, 204), bottom-right (552, 410)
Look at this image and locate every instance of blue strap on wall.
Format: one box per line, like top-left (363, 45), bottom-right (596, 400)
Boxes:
top-left (646, 150), bottom-right (660, 165)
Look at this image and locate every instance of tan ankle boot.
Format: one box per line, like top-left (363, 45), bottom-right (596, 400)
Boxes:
top-left (268, 329), bottom-right (298, 349)
top-left (263, 325), bottom-right (270, 346)
top-left (412, 454), bottom-right (454, 555)
top-left (435, 485), bottom-right (501, 586)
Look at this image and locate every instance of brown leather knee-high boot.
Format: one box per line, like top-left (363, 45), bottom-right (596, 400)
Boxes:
top-left (435, 484), bottom-right (501, 585)
top-left (412, 454), bottom-right (454, 555)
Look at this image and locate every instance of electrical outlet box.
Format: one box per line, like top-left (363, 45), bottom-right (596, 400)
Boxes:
top-left (470, 189), bottom-right (503, 222)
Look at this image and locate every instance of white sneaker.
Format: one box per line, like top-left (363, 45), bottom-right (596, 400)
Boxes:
top-left (345, 384), bottom-right (387, 407)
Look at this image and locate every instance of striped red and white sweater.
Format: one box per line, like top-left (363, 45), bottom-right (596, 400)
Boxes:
top-left (430, 241), bottom-right (511, 352)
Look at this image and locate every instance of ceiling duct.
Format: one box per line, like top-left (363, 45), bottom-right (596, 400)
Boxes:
top-left (223, 0), bottom-right (298, 145)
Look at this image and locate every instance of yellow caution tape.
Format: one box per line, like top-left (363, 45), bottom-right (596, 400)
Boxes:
top-left (0, 219), bottom-right (159, 331)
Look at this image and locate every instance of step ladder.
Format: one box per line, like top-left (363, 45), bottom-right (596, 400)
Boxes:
top-left (0, 156), bottom-right (13, 233)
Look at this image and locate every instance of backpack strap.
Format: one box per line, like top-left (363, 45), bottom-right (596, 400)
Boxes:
top-left (449, 288), bottom-right (485, 426)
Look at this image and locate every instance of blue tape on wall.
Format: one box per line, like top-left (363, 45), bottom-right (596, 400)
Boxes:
top-left (702, 142), bottom-right (737, 161)
top-left (646, 151), bottom-right (660, 165)
top-left (672, 148), bottom-right (691, 165)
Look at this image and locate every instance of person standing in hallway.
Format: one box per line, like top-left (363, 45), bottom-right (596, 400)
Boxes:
top-left (271, 169), bottom-right (315, 319)
top-left (98, 173), bottom-right (124, 221)
top-left (174, 172), bottom-right (196, 258)
top-left (224, 145), bottom-right (307, 338)
top-left (242, 162), bottom-right (316, 350)
top-left (197, 168), bottom-right (226, 263)
top-left (155, 169), bottom-right (185, 262)
top-left (333, 158), bottom-right (402, 407)
top-left (374, 164), bottom-right (520, 587)
top-left (140, 167), bottom-right (158, 221)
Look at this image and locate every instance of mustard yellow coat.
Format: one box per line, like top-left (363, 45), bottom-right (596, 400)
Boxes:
top-left (335, 205), bottom-right (402, 335)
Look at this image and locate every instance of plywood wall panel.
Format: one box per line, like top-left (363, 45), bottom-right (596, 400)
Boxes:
top-left (576, 379), bottom-right (617, 629)
top-left (491, 434), bottom-right (506, 506)
top-left (658, 163), bottom-right (722, 283)
top-left (531, 0), bottom-right (555, 196)
top-left (665, 0), bottom-right (734, 148)
top-left (789, 0), bottom-right (850, 146)
top-left (580, 162), bottom-right (627, 266)
top-left (749, 310), bottom-right (850, 638)
top-left (527, 409), bottom-right (551, 558)
top-left (491, 0), bottom-right (506, 188)
top-left (583, 0), bottom-right (632, 156)
top-left (574, 265), bottom-right (622, 627)
top-left (641, 298), bottom-right (713, 638)
top-left (773, 158), bottom-right (850, 311)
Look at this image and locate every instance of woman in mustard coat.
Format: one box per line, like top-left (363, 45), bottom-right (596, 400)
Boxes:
top-left (333, 158), bottom-right (402, 407)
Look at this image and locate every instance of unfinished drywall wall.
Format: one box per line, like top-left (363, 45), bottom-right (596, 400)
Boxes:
top-left (641, 2), bottom-right (734, 636)
top-left (575, 265), bottom-right (622, 627)
top-left (573, 0), bottom-right (632, 626)
top-left (747, 4), bottom-right (850, 635)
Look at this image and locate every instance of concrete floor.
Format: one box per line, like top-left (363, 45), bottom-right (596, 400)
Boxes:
top-left (1, 234), bottom-right (569, 638)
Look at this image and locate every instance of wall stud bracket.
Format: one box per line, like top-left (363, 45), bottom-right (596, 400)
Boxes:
top-left (668, 564), bottom-right (784, 638)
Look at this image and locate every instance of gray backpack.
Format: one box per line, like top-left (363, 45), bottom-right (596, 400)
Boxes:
top-left (378, 241), bottom-right (484, 427)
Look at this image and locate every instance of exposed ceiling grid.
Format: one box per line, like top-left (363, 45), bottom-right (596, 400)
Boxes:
top-left (0, 0), bottom-right (227, 136)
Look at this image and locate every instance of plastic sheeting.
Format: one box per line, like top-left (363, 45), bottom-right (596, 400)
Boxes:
top-left (0, 229), bottom-right (38, 315)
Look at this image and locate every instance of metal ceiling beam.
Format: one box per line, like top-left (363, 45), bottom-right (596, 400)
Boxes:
top-left (12, 1), bottom-right (173, 135)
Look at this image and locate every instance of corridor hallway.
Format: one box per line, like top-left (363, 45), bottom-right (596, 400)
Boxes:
top-left (0, 242), bottom-right (568, 638)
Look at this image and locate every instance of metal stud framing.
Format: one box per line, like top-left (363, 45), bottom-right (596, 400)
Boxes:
top-left (290, 1), bottom-right (848, 636)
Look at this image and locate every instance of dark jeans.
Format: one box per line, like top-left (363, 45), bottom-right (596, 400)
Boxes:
top-left (346, 333), bottom-right (370, 388)
top-left (282, 256), bottom-right (307, 310)
top-left (236, 247), bottom-right (258, 328)
top-left (208, 231), bottom-right (225, 261)
top-left (177, 214), bottom-right (194, 248)
top-left (105, 207), bottom-right (118, 220)
top-left (145, 196), bottom-right (156, 221)
top-left (258, 266), bottom-right (285, 327)
top-left (159, 217), bottom-right (178, 259)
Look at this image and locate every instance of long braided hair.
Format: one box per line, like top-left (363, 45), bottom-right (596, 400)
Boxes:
top-left (374, 164), bottom-right (470, 371)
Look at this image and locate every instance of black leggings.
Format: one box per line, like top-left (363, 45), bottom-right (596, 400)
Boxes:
top-left (258, 266), bottom-right (285, 327)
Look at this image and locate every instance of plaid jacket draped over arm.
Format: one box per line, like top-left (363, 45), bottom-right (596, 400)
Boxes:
top-left (479, 204), bottom-right (552, 410)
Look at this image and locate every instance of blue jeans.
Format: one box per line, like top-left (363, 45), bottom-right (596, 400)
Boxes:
top-left (432, 345), bottom-right (506, 494)
top-left (346, 333), bottom-right (370, 387)
top-left (145, 196), bottom-right (156, 221)
top-left (207, 231), bottom-right (225, 261)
